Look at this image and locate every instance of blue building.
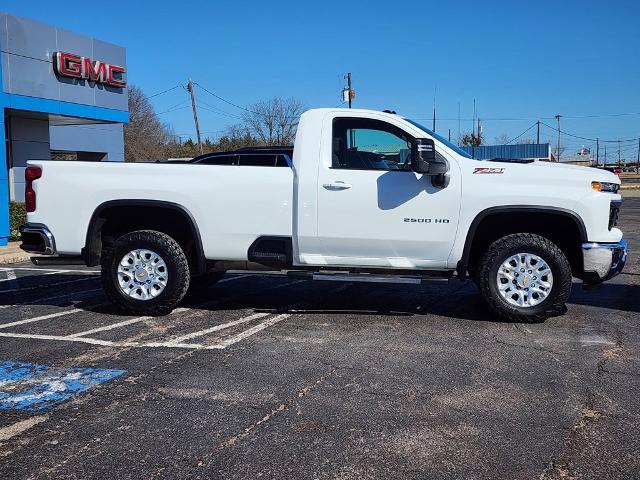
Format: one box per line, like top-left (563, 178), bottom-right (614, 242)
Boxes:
top-left (461, 143), bottom-right (551, 161)
top-left (0, 13), bottom-right (128, 246)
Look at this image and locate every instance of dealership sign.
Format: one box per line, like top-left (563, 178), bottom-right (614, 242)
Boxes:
top-left (53, 51), bottom-right (126, 88)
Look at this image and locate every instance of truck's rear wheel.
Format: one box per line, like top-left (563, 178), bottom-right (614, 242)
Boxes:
top-left (102, 230), bottom-right (190, 316)
top-left (477, 233), bottom-right (572, 323)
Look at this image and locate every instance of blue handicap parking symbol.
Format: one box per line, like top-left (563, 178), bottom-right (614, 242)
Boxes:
top-left (0, 361), bottom-right (125, 413)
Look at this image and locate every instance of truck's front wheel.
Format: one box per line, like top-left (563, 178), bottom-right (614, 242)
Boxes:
top-left (477, 233), bottom-right (572, 322)
top-left (101, 230), bottom-right (190, 316)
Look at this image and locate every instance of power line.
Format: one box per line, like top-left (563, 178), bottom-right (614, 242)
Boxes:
top-left (538, 121), bottom-right (638, 143)
top-left (198, 105), bottom-right (242, 119)
top-left (193, 81), bottom-right (299, 119)
top-left (157, 100), bottom-right (191, 115)
top-left (197, 99), bottom-right (242, 119)
top-left (506, 122), bottom-right (537, 144)
top-left (148, 85), bottom-right (183, 99)
top-left (414, 110), bottom-right (640, 122)
top-left (193, 82), bottom-right (253, 113)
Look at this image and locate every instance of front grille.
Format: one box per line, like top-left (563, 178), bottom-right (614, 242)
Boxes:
top-left (608, 201), bottom-right (621, 230)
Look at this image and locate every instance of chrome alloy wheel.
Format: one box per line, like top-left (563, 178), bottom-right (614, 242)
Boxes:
top-left (117, 249), bottom-right (168, 301)
top-left (496, 253), bottom-right (553, 308)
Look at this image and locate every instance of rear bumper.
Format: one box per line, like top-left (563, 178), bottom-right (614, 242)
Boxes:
top-left (19, 223), bottom-right (57, 255)
top-left (582, 239), bottom-right (627, 285)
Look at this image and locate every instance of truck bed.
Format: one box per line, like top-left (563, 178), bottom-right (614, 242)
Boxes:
top-left (27, 161), bottom-right (294, 259)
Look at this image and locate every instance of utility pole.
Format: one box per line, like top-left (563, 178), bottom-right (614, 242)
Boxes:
top-left (457, 101), bottom-right (461, 145)
top-left (555, 114), bottom-right (561, 162)
top-left (343, 73), bottom-right (355, 146)
top-left (473, 98), bottom-right (477, 137)
top-left (536, 120), bottom-right (540, 145)
top-left (596, 138), bottom-right (599, 166)
top-left (432, 86), bottom-right (437, 132)
top-left (477, 117), bottom-right (481, 144)
top-left (618, 139), bottom-right (621, 167)
top-left (343, 73), bottom-right (354, 109)
top-left (432, 105), bottom-right (436, 132)
top-left (604, 144), bottom-right (607, 165)
top-left (186, 79), bottom-right (203, 155)
top-left (636, 137), bottom-right (640, 174)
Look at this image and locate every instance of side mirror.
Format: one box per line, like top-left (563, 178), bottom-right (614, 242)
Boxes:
top-left (411, 138), bottom-right (449, 175)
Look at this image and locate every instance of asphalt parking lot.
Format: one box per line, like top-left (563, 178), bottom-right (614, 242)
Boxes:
top-left (0, 200), bottom-right (638, 480)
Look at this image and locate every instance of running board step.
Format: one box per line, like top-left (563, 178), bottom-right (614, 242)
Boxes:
top-left (250, 252), bottom-right (288, 262)
top-left (286, 271), bottom-right (449, 285)
top-left (31, 256), bottom-right (85, 266)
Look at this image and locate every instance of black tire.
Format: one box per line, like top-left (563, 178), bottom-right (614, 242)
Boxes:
top-left (101, 230), bottom-right (190, 316)
top-left (477, 233), bottom-right (572, 323)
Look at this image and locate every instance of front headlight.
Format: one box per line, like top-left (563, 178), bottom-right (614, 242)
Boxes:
top-left (591, 181), bottom-right (619, 193)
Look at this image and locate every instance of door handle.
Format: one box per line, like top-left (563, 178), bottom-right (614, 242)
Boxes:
top-left (322, 181), bottom-right (352, 190)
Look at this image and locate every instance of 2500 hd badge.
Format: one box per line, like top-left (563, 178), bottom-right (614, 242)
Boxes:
top-left (404, 218), bottom-right (450, 223)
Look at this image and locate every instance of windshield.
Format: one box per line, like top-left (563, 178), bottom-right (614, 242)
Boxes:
top-left (405, 119), bottom-right (473, 159)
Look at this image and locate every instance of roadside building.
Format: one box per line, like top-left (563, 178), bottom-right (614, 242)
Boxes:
top-left (0, 13), bottom-right (128, 246)
top-left (558, 146), bottom-right (593, 167)
top-left (461, 143), bottom-right (551, 161)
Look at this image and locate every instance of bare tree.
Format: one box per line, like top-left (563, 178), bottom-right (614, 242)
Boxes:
top-left (240, 97), bottom-right (306, 145)
top-left (494, 133), bottom-right (510, 145)
top-left (124, 85), bottom-right (173, 161)
top-left (461, 131), bottom-right (483, 147)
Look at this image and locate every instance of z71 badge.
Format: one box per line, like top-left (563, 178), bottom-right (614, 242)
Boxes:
top-left (473, 167), bottom-right (505, 174)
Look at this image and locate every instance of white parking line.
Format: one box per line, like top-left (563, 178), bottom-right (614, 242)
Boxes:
top-left (64, 279), bottom-right (303, 339)
top-left (0, 269), bottom-right (17, 283)
top-left (0, 314), bottom-right (291, 351)
top-left (0, 277), bottom-right (307, 351)
top-left (64, 308), bottom-right (189, 339)
top-left (0, 331), bottom-right (119, 347)
top-left (0, 414), bottom-right (49, 442)
top-left (169, 312), bottom-right (270, 343)
top-left (213, 313), bottom-right (291, 348)
top-left (0, 267), bottom-right (99, 274)
top-left (218, 274), bottom-right (248, 283)
top-left (0, 304), bottom-right (107, 331)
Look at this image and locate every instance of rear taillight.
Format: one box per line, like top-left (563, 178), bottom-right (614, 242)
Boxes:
top-left (25, 166), bottom-right (42, 213)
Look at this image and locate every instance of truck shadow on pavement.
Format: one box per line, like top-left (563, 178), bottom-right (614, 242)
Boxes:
top-left (1, 274), bottom-right (638, 324)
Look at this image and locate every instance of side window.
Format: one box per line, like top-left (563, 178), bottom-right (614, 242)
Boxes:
top-left (332, 118), bottom-right (413, 171)
top-left (196, 155), bottom-right (237, 165)
top-left (237, 154), bottom-right (290, 167)
top-left (238, 154), bottom-right (284, 166)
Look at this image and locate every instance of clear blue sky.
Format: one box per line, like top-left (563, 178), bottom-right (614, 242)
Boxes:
top-left (5, 0), bottom-right (640, 157)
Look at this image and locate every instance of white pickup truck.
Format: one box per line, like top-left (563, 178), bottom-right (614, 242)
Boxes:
top-left (20, 108), bottom-right (627, 322)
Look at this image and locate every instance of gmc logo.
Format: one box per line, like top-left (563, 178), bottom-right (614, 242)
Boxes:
top-left (53, 51), bottom-right (126, 88)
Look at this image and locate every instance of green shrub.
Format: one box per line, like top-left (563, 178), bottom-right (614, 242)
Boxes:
top-left (9, 202), bottom-right (26, 241)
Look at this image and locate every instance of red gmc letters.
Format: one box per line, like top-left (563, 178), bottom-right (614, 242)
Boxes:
top-left (53, 51), bottom-right (126, 88)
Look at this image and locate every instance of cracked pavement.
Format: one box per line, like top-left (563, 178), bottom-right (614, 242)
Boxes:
top-left (0, 198), bottom-right (639, 479)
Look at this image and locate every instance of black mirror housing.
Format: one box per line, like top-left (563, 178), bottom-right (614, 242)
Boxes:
top-left (411, 138), bottom-right (448, 175)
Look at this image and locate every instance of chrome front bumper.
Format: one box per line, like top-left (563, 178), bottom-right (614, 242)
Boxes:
top-left (582, 239), bottom-right (627, 285)
top-left (19, 223), bottom-right (57, 255)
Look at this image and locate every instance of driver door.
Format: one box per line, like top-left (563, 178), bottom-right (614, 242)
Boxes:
top-left (313, 116), bottom-right (461, 268)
